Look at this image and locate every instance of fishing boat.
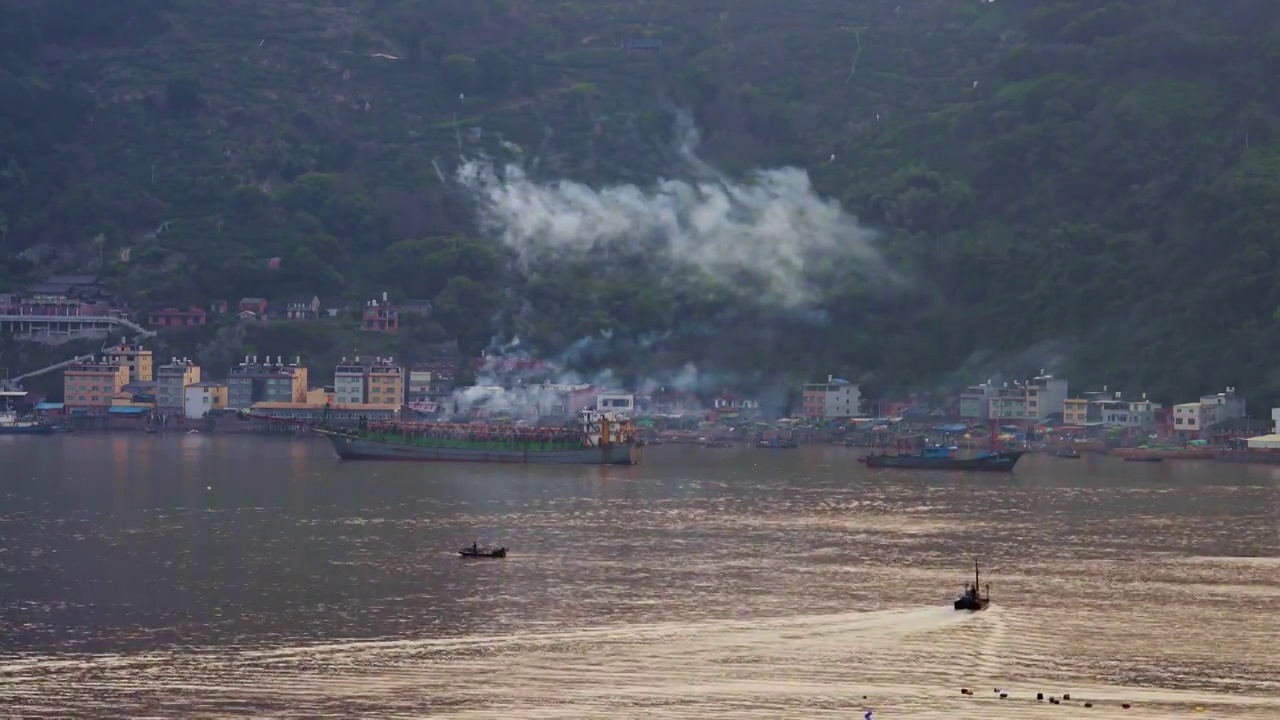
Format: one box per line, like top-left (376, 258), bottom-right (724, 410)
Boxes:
top-left (459, 543), bottom-right (507, 559)
top-left (0, 391), bottom-right (53, 435)
top-left (953, 560), bottom-right (991, 611)
top-left (290, 407), bottom-right (642, 465)
top-left (860, 419), bottom-right (1022, 472)
top-left (1052, 448), bottom-right (1081, 459)
top-left (756, 437), bottom-right (797, 449)
top-left (861, 446), bottom-right (1023, 472)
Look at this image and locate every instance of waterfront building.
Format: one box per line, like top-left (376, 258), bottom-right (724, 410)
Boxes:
top-left (63, 359), bottom-right (130, 413)
top-left (104, 342), bottom-right (154, 383)
top-left (334, 357), bottom-right (404, 406)
top-left (802, 376), bottom-right (863, 420)
top-left (155, 358), bottom-right (200, 413)
top-left (227, 356), bottom-right (308, 410)
top-left (184, 382), bottom-right (228, 419)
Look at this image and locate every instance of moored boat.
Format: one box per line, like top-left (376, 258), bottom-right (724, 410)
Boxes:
top-left (1112, 446), bottom-right (1214, 460)
top-left (1052, 448), bottom-right (1081, 459)
top-left (460, 543), bottom-right (507, 559)
top-left (296, 407), bottom-right (643, 465)
top-left (0, 391), bottom-right (53, 435)
top-left (861, 446), bottom-right (1023, 472)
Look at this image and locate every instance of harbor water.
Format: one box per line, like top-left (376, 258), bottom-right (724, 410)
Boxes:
top-left (1, 434), bottom-right (1278, 718)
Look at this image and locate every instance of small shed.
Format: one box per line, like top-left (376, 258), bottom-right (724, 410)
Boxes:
top-left (1245, 434), bottom-right (1280, 450)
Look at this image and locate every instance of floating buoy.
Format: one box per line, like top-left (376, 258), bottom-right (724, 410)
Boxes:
top-left (1194, 707), bottom-right (1204, 712)
top-left (1036, 692), bottom-right (1044, 701)
top-left (1084, 702), bottom-right (1093, 708)
top-left (961, 688), bottom-right (971, 695)
top-left (1063, 693), bottom-right (1071, 700)
top-left (1122, 703), bottom-right (1131, 709)
top-left (1050, 698), bottom-right (1060, 705)
top-left (999, 693), bottom-right (1008, 699)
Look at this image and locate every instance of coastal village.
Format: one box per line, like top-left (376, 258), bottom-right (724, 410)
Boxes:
top-left (6, 275), bottom-right (1280, 462)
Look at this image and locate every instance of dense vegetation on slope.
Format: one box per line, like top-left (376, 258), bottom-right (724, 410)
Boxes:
top-left (2, 0), bottom-right (1280, 405)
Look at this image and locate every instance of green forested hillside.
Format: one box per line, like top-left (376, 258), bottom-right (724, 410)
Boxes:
top-left (2, 0), bottom-right (1280, 404)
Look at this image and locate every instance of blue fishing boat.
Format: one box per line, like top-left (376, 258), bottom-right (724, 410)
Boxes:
top-left (861, 446), bottom-right (1023, 472)
top-left (861, 420), bottom-right (1023, 472)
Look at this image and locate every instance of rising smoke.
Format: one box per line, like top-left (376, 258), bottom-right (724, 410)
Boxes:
top-left (446, 332), bottom-right (794, 422)
top-left (455, 112), bottom-right (893, 308)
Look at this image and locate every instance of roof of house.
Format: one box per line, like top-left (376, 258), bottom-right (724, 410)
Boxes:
top-left (25, 274), bottom-right (102, 295)
top-left (150, 306), bottom-right (204, 314)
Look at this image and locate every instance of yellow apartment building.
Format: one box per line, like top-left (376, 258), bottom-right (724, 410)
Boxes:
top-left (104, 342), bottom-right (154, 382)
top-left (64, 360), bottom-right (131, 411)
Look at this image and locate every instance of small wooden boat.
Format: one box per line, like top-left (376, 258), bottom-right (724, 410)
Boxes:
top-left (1124, 456), bottom-right (1163, 463)
top-left (954, 560), bottom-right (990, 611)
top-left (459, 544), bottom-right (507, 559)
top-left (1052, 448), bottom-right (1081, 459)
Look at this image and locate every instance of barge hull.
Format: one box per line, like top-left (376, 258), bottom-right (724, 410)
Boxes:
top-left (327, 435), bottom-right (640, 465)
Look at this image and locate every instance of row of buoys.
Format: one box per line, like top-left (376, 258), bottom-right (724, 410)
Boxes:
top-left (958, 687), bottom-right (1126, 709)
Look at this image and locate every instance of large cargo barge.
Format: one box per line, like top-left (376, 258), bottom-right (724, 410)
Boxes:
top-left (860, 446), bottom-right (1024, 472)
top-left (306, 408), bottom-right (642, 465)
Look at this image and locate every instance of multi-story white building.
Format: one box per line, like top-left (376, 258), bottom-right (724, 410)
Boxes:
top-left (1172, 402), bottom-right (1204, 435)
top-left (988, 374), bottom-right (1067, 423)
top-left (1200, 387), bottom-right (1245, 426)
top-left (1172, 387), bottom-right (1245, 437)
top-left (801, 376), bottom-right (863, 420)
top-left (596, 392), bottom-right (635, 416)
top-left (959, 382), bottom-right (998, 420)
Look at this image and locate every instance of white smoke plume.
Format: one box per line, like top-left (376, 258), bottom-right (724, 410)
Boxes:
top-left (444, 333), bottom-right (791, 421)
top-left (455, 113), bottom-right (891, 307)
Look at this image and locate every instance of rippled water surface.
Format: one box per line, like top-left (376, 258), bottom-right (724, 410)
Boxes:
top-left (1, 434), bottom-right (1278, 718)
